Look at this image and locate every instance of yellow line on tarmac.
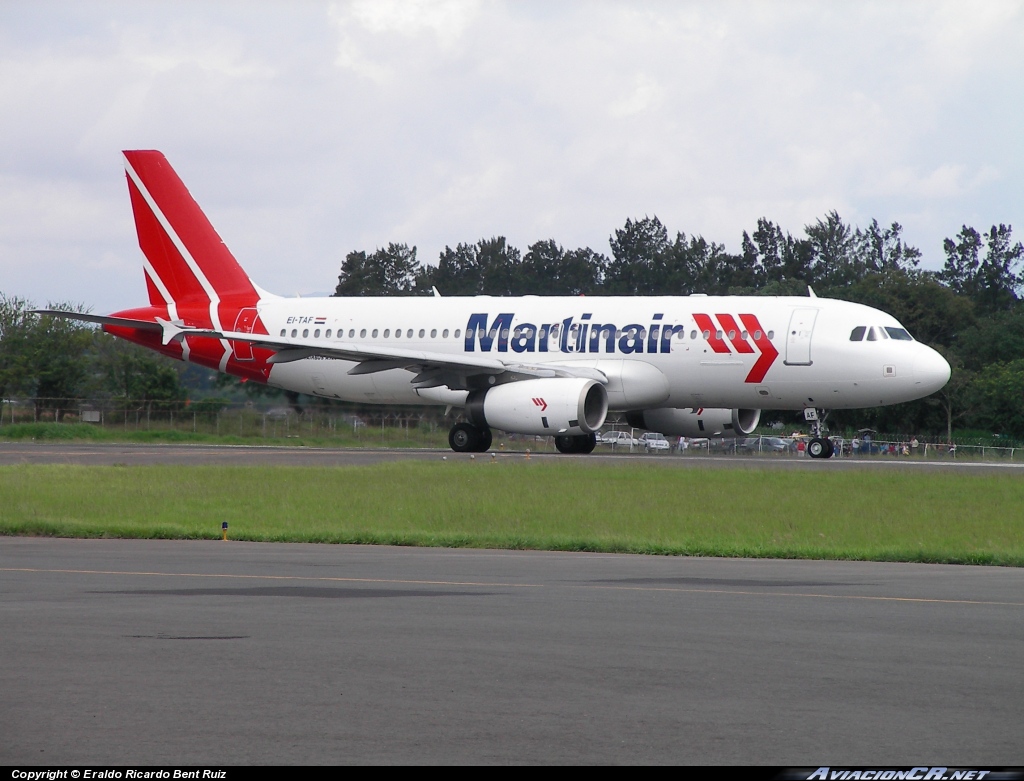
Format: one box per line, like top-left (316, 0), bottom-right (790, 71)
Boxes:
top-left (4, 566), bottom-right (1023, 606)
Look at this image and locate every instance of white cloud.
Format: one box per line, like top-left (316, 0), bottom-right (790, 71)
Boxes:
top-left (0, 0), bottom-right (1022, 310)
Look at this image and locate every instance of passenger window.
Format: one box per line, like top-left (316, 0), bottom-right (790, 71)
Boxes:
top-left (418, 329), bottom-right (425, 338)
top-left (443, 329), bottom-right (449, 338)
top-left (302, 329), bottom-right (309, 338)
top-left (372, 329), bottom-right (378, 338)
top-left (291, 329), bottom-right (297, 337)
top-left (394, 329), bottom-right (400, 338)
top-left (716, 330), bottom-right (723, 340)
top-left (866, 327), bottom-right (878, 341)
top-left (702, 330), bottom-right (710, 339)
top-left (359, 329), bottom-right (366, 338)
top-left (850, 326), bottom-right (866, 341)
top-left (314, 329), bottom-right (320, 338)
top-left (430, 329), bottom-right (437, 338)
top-left (280, 329), bottom-right (286, 337)
top-left (767, 331), bottom-right (774, 340)
top-left (754, 330), bottom-right (762, 340)
top-left (690, 331), bottom-right (697, 340)
top-left (455, 329), bottom-right (461, 338)
top-left (326, 329), bottom-right (331, 338)
top-left (407, 329), bottom-right (413, 338)
top-left (383, 329), bottom-right (390, 337)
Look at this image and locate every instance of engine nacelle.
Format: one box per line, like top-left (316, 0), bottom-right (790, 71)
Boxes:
top-left (624, 407), bottom-right (760, 438)
top-left (466, 378), bottom-right (608, 436)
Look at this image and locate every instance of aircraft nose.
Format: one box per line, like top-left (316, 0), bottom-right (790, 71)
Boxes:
top-left (914, 346), bottom-right (951, 395)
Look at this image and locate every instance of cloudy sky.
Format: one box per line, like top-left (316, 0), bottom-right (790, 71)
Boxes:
top-left (1, 0), bottom-right (1022, 312)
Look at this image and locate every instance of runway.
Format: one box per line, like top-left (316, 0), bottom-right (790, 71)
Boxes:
top-left (2, 537), bottom-right (1022, 764)
top-left (2, 440), bottom-right (1023, 473)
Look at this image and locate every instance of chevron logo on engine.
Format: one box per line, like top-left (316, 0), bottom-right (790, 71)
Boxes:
top-left (532, 397), bottom-right (548, 412)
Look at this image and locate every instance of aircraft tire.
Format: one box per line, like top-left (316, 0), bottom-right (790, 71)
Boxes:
top-left (824, 438), bottom-right (835, 458)
top-left (577, 432), bottom-right (597, 454)
top-left (554, 435), bottom-right (577, 454)
top-left (449, 423), bottom-right (481, 453)
top-left (476, 428), bottom-right (493, 452)
top-left (807, 437), bottom-right (827, 459)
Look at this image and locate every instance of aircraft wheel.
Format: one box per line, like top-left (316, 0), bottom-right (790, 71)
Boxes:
top-left (824, 438), bottom-right (835, 458)
top-left (449, 423), bottom-right (480, 453)
top-left (807, 437), bottom-right (827, 459)
top-left (554, 435), bottom-right (576, 454)
top-left (577, 433), bottom-right (597, 454)
top-left (477, 428), bottom-right (493, 452)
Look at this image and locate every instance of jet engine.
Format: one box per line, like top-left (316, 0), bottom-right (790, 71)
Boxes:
top-left (625, 407), bottom-right (760, 438)
top-left (466, 378), bottom-right (608, 436)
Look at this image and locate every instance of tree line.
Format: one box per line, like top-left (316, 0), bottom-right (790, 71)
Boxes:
top-left (2, 211), bottom-right (1021, 439)
top-left (335, 213), bottom-right (1024, 439)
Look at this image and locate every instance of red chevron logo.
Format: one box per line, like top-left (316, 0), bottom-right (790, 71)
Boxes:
top-left (532, 397), bottom-right (548, 412)
top-left (694, 313), bottom-right (779, 384)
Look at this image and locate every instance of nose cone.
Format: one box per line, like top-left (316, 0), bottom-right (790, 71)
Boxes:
top-left (914, 346), bottom-right (951, 395)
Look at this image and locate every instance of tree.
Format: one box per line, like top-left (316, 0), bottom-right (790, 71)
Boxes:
top-left (520, 240), bottom-right (606, 295)
top-left (939, 224), bottom-right (1023, 313)
top-left (91, 332), bottom-right (186, 412)
top-left (605, 216), bottom-right (670, 294)
top-left (0, 294), bottom-right (34, 402)
top-left (25, 305), bottom-right (95, 421)
top-left (417, 237), bottom-right (522, 296)
top-left (805, 210), bottom-right (860, 290)
top-left (739, 218), bottom-right (816, 292)
top-left (954, 306), bottom-right (1024, 372)
top-left (962, 359), bottom-right (1024, 437)
top-left (335, 243), bottom-right (419, 296)
top-left (854, 219), bottom-right (921, 272)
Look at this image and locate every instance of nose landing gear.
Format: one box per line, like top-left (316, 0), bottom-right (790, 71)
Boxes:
top-left (804, 408), bottom-right (835, 459)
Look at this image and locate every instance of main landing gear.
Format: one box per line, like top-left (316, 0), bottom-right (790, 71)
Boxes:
top-left (804, 408), bottom-right (834, 459)
top-left (448, 422), bottom-right (493, 453)
top-left (554, 433), bottom-right (597, 454)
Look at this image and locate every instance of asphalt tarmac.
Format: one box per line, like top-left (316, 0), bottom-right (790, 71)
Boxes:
top-left (2, 537), bottom-right (1022, 765)
top-left (2, 441), bottom-right (1024, 473)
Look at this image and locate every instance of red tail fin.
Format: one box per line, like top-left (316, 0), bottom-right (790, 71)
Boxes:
top-left (123, 150), bottom-right (260, 323)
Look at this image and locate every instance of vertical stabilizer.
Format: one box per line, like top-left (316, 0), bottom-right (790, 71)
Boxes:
top-left (123, 150), bottom-right (260, 316)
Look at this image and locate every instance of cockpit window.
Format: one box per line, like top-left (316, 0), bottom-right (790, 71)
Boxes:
top-left (850, 326), bottom-right (866, 341)
top-left (885, 327), bottom-right (913, 341)
top-left (866, 327), bottom-right (878, 341)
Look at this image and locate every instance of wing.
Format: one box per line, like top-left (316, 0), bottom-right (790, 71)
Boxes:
top-left (167, 322), bottom-right (608, 390)
top-left (34, 310), bottom-right (607, 391)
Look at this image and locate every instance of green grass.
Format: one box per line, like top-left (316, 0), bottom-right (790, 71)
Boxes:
top-left (0, 421), bottom-right (453, 449)
top-left (1, 462), bottom-right (1021, 565)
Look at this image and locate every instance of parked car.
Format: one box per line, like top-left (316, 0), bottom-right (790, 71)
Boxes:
top-left (599, 430), bottom-right (639, 447)
top-left (639, 432), bottom-right (671, 452)
top-left (738, 436), bottom-right (792, 453)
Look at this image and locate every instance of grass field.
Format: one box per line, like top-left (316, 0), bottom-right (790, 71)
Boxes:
top-left (1, 461), bottom-right (1021, 566)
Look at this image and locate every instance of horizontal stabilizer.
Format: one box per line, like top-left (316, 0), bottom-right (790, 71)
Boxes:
top-left (30, 310), bottom-right (163, 332)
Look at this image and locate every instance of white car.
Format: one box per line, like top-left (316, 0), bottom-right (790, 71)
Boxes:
top-left (599, 431), bottom-right (639, 447)
top-left (639, 432), bottom-right (671, 452)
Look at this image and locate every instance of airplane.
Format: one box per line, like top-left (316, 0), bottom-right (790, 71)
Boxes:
top-left (36, 150), bottom-right (951, 458)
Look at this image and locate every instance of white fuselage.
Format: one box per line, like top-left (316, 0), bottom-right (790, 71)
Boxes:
top-left (252, 294), bottom-right (951, 412)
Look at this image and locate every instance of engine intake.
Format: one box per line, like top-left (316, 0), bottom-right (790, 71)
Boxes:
top-left (467, 378), bottom-right (608, 436)
top-left (625, 407), bottom-right (760, 437)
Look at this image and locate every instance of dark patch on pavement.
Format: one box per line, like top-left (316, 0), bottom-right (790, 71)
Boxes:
top-left (595, 577), bottom-right (862, 588)
top-left (97, 586), bottom-right (492, 599)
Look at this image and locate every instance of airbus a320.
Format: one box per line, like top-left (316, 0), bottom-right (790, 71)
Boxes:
top-left (37, 151), bottom-right (951, 458)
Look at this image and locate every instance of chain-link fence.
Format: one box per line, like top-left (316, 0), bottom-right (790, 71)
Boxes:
top-left (3, 398), bottom-right (1022, 460)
